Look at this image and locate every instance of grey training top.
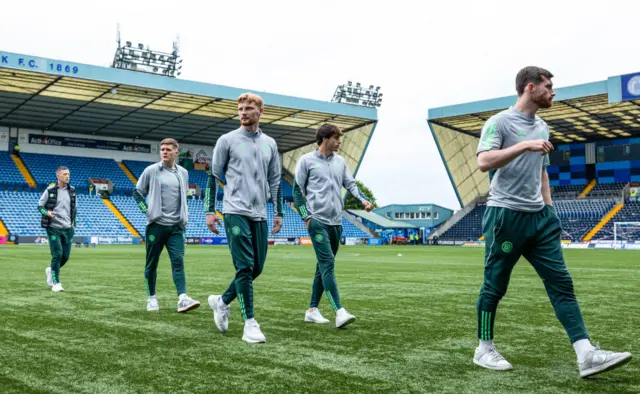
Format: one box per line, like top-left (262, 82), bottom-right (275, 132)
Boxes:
top-left (295, 150), bottom-right (367, 226)
top-left (211, 127), bottom-right (281, 221)
top-left (477, 106), bottom-right (551, 212)
top-left (38, 185), bottom-right (74, 229)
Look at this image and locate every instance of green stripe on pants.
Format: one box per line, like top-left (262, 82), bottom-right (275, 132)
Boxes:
top-left (308, 218), bottom-right (343, 312)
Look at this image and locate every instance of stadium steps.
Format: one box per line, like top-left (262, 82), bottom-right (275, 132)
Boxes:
top-left (102, 198), bottom-right (141, 237)
top-left (583, 203), bottom-right (624, 242)
top-left (0, 217), bottom-right (8, 236)
top-left (118, 162), bottom-right (138, 185)
top-left (10, 154), bottom-right (36, 187)
top-left (578, 179), bottom-right (597, 199)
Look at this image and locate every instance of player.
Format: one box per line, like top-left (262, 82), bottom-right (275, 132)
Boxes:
top-left (474, 66), bottom-right (632, 378)
top-left (293, 123), bottom-right (373, 328)
top-left (133, 138), bottom-right (200, 313)
top-left (205, 93), bottom-right (283, 343)
top-left (39, 166), bottom-right (76, 292)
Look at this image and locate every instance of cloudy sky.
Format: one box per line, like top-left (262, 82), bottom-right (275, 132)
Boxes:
top-left (2, 0), bottom-right (639, 210)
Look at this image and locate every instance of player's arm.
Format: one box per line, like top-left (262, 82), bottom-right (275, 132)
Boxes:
top-left (132, 168), bottom-right (149, 213)
top-left (541, 162), bottom-right (553, 206)
top-left (37, 189), bottom-right (54, 217)
top-left (476, 121), bottom-right (553, 172)
top-left (293, 157), bottom-right (311, 222)
top-left (342, 163), bottom-right (374, 212)
top-left (206, 139), bottom-right (230, 233)
top-left (267, 143), bottom-right (283, 218)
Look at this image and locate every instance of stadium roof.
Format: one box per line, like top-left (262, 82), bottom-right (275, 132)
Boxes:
top-left (0, 51), bottom-right (377, 152)
top-left (428, 71), bottom-right (640, 145)
top-left (348, 210), bottom-right (416, 229)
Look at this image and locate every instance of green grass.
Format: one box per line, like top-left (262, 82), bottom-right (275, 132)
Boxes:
top-left (0, 245), bottom-right (638, 393)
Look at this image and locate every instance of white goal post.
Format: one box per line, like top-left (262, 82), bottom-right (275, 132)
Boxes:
top-left (613, 222), bottom-right (640, 242)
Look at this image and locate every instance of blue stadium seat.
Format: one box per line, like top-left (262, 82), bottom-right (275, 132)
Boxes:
top-left (0, 152), bottom-right (26, 185)
top-left (21, 153), bottom-right (135, 191)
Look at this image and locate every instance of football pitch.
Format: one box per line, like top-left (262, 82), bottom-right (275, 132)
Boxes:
top-left (0, 245), bottom-right (638, 393)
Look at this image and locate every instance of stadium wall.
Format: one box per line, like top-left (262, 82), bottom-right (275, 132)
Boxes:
top-left (0, 126), bottom-right (8, 151)
top-left (429, 122), bottom-right (487, 208)
top-left (17, 128), bottom-right (214, 163)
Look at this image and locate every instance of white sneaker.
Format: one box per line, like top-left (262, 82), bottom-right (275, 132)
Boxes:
top-left (579, 347), bottom-right (632, 378)
top-left (208, 295), bottom-right (230, 332)
top-left (52, 283), bottom-right (64, 293)
top-left (305, 308), bottom-right (330, 324)
top-left (243, 319), bottom-right (266, 343)
top-left (177, 294), bottom-right (200, 313)
top-left (473, 346), bottom-right (513, 371)
top-left (45, 267), bottom-right (53, 287)
top-left (147, 296), bottom-right (159, 311)
top-left (335, 308), bottom-right (356, 328)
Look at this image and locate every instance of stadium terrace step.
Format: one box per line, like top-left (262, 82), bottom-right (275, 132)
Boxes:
top-left (583, 203), bottom-right (624, 242)
top-left (118, 162), bottom-right (138, 185)
top-left (578, 179), bottom-right (597, 199)
top-left (10, 154), bottom-right (36, 187)
top-left (0, 218), bottom-right (8, 236)
top-left (102, 198), bottom-right (141, 237)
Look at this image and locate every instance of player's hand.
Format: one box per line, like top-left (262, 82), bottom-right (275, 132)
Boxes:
top-left (363, 201), bottom-right (374, 212)
top-left (272, 216), bottom-right (283, 234)
top-left (47, 211), bottom-right (56, 218)
top-left (525, 140), bottom-right (554, 155)
top-left (206, 214), bottom-right (221, 234)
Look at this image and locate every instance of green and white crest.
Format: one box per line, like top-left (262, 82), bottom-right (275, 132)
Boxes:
top-left (314, 233), bottom-right (324, 243)
top-left (501, 241), bottom-right (513, 253)
top-left (148, 234), bottom-right (156, 242)
top-left (232, 226), bottom-right (241, 236)
top-left (50, 235), bottom-right (57, 241)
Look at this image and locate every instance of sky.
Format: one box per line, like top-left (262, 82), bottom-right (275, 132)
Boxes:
top-left (2, 0), bottom-right (640, 211)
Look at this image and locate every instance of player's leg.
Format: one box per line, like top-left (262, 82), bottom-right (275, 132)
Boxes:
top-left (525, 205), bottom-right (632, 378)
top-left (47, 227), bottom-right (64, 291)
top-left (474, 207), bottom-right (525, 370)
top-left (144, 223), bottom-right (166, 311)
top-left (166, 225), bottom-right (200, 313)
top-left (239, 219), bottom-right (269, 342)
top-left (59, 228), bottom-right (74, 269)
top-left (329, 224), bottom-right (354, 328)
top-left (305, 218), bottom-right (326, 323)
top-left (210, 214), bottom-right (256, 338)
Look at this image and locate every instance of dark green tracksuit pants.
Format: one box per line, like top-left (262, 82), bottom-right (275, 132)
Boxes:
top-left (47, 227), bottom-right (74, 285)
top-left (145, 223), bottom-right (187, 297)
top-left (477, 205), bottom-right (588, 344)
top-left (221, 214), bottom-right (269, 320)
top-left (308, 218), bottom-right (343, 312)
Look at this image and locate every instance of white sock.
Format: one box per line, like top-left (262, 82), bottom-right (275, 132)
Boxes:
top-left (573, 339), bottom-right (595, 362)
top-left (479, 340), bottom-right (494, 351)
top-left (149, 295), bottom-right (157, 300)
top-left (245, 318), bottom-right (256, 325)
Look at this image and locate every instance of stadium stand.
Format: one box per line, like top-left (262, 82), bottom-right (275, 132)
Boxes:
top-left (21, 153), bottom-right (134, 190)
top-left (0, 191), bottom-right (130, 237)
top-left (551, 184), bottom-right (585, 200)
top-left (440, 203), bottom-right (486, 240)
top-left (0, 152), bottom-right (25, 186)
top-left (588, 182), bottom-right (627, 199)
top-left (554, 199), bottom-right (616, 241)
top-left (591, 201), bottom-right (640, 240)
